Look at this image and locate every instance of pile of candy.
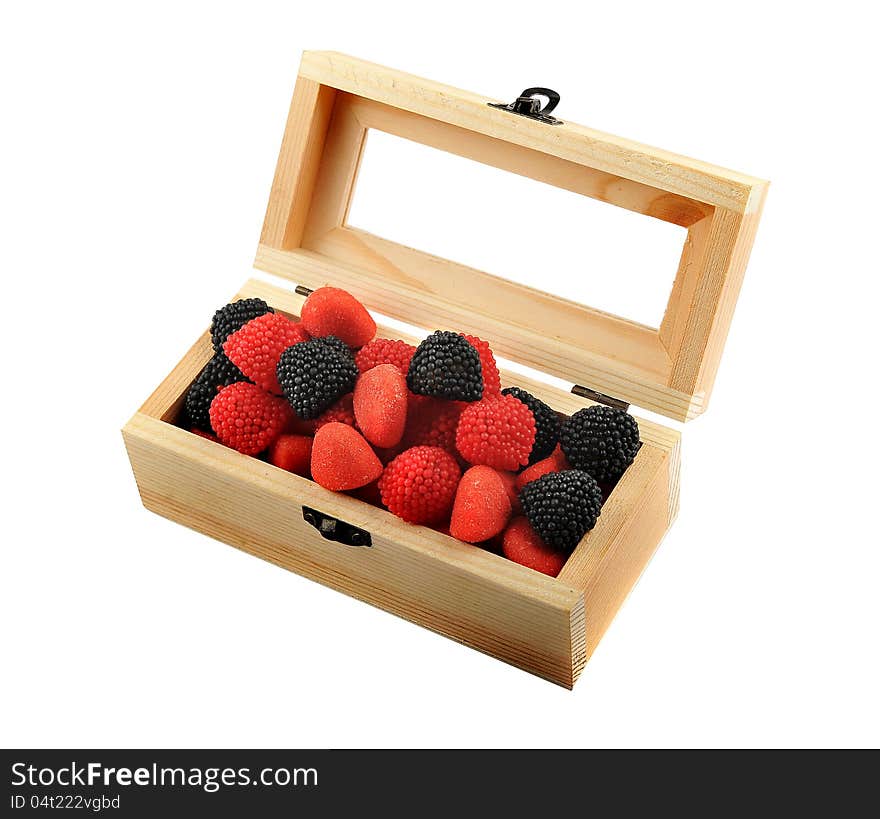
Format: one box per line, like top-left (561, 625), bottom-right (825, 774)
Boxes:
top-left (182, 288), bottom-right (640, 577)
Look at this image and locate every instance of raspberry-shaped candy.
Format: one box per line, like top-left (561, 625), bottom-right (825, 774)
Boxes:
top-left (315, 394), bottom-right (357, 430)
top-left (404, 398), bottom-right (463, 452)
top-left (355, 338), bottom-right (416, 375)
top-left (407, 331), bottom-right (483, 402)
top-left (286, 415), bottom-right (318, 436)
top-left (209, 382), bottom-right (293, 455)
top-left (379, 446), bottom-right (461, 525)
top-left (276, 336), bottom-right (358, 420)
top-left (223, 312), bottom-right (310, 395)
top-left (461, 334), bottom-right (501, 396)
top-left (210, 297), bottom-right (273, 352)
top-left (455, 394), bottom-right (536, 471)
top-left (301, 286), bottom-right (376, 348)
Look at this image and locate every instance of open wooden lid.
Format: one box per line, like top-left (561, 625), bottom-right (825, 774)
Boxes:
top-left (256, 51), bottom-right (768, 422)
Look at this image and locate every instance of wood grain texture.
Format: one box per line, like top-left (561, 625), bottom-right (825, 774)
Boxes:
top-left (253, 244), bottom-right (699, 421)
top-left (558, 446), bottom-right (674, 661)
top-left (302, 96), bottom-right (368, 242)
top-left (345, 95), bottom-right (711, 227)
top-left (260, 77), bottom-right (336, 250)
top-left (298, 51), bottom-right (763, 212)
top-left (669, 192), bottom-right (768, 404)
top-left (124, 414), bottom-right (582, 686)
top-left (256, 53), bottom-right (767, 421)
top-left (122, 277), bottom-right (679, 685)
top-left (660, 214), bottom-right (713, 359)
top-left (303, 225), bottom-right (670, 371)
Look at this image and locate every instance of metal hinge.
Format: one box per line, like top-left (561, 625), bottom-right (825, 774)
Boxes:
top-left (570, 385), bottom-right (630, 412)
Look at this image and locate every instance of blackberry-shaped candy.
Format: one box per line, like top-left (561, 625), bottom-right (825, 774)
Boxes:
top-left (560, 405), bottom-right (640, 483)
top-left (184, 352), bottom-right (249, 432)
top-left (407, 331), bottom-right (483, 402)
top-left (315, 335), bottom-right (351, 358)
top-left (502, 386), bottom-right (560, 466)
top-left (276, 336), bottom-right (358, 419)
top-left (519, 470), bottom-right (603, 552)
top-left (210, 298), bottom-right (273, 352)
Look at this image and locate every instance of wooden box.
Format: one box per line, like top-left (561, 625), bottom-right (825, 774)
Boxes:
top-left (122, 52), bottom-right (767, 687)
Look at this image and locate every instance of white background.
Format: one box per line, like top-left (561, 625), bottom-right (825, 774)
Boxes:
top-left (2, 1), bottom-right (878, 749)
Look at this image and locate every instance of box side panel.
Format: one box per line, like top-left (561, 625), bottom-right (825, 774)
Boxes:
top-left (122, 415), bottom-right (581, 687)
top-left (260, 76), bottom-right (337, 250)
top-left (559, 440), bottom-right (679, 681)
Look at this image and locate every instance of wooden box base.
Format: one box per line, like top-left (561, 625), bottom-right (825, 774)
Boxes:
top-left (122, 278), bottom-right (680, 687)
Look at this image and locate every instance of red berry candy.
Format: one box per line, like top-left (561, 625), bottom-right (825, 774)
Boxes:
top-left (209, 382), bottom-right (293, 455)
top-left (379, 446), bottom-right (461, 525)
top-left (407, 391), bottom-right (433, 414)
top-left (355, 338), bottom-right (416, 375)
top-left (310, 422), bottom-right (383, 491)
top-left (268, 434), bottom-right (313, 477)
top-left (301, 286), bottom-right (376, 348)
top-left (450, 465), bottom-right (512, 543)
top-left (502, 517), bottom-right (567, 577)
top-left (496, 470), bottom-right (521, 514)
top-left (456, 394), bottom-right (536, 471)
top-left (354, 364), bottom-right (408, 448)
top-left (515, 444), bottom-right (569, 491)
top-left (461, 334), bottom-right (501, 396)
top-left (348, 479), bottom-right (384, 507)
top-left (223, 312), bottom-right (310, 395)
top-left (404, 398), bottom-right (463, 451)
top-left (315, 393), bottom-right (357, 430)
top-left (285, 415), bottom-right (318, 436)
top-left (373, 441), bottom-right (406, 465)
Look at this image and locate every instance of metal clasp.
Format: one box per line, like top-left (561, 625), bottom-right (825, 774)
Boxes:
top-left (489, 87), bottom-right (563, 125)
top-left (302, 506), bottom-right (372, 548)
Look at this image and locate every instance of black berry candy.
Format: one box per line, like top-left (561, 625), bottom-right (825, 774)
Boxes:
top-left (560, 405), bottom-right (640, 483)
top-left (502, 386), bottom-right (560, 466)
top-left (519, 470), bottom-right (603, 552)
top-left (407, 330), bottom-right (483, 402)
top-left (314, 335), bottom-right (351, 358)
top-left (210, 298), bottom-right (273, 352)
top-left (184, 352), bottom-right (249, 432)
top-left (276, 336), bottom-right (358, 419)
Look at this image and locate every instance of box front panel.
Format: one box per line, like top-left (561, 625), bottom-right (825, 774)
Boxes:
top-left (123, 415), bottom-right (582, 686)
